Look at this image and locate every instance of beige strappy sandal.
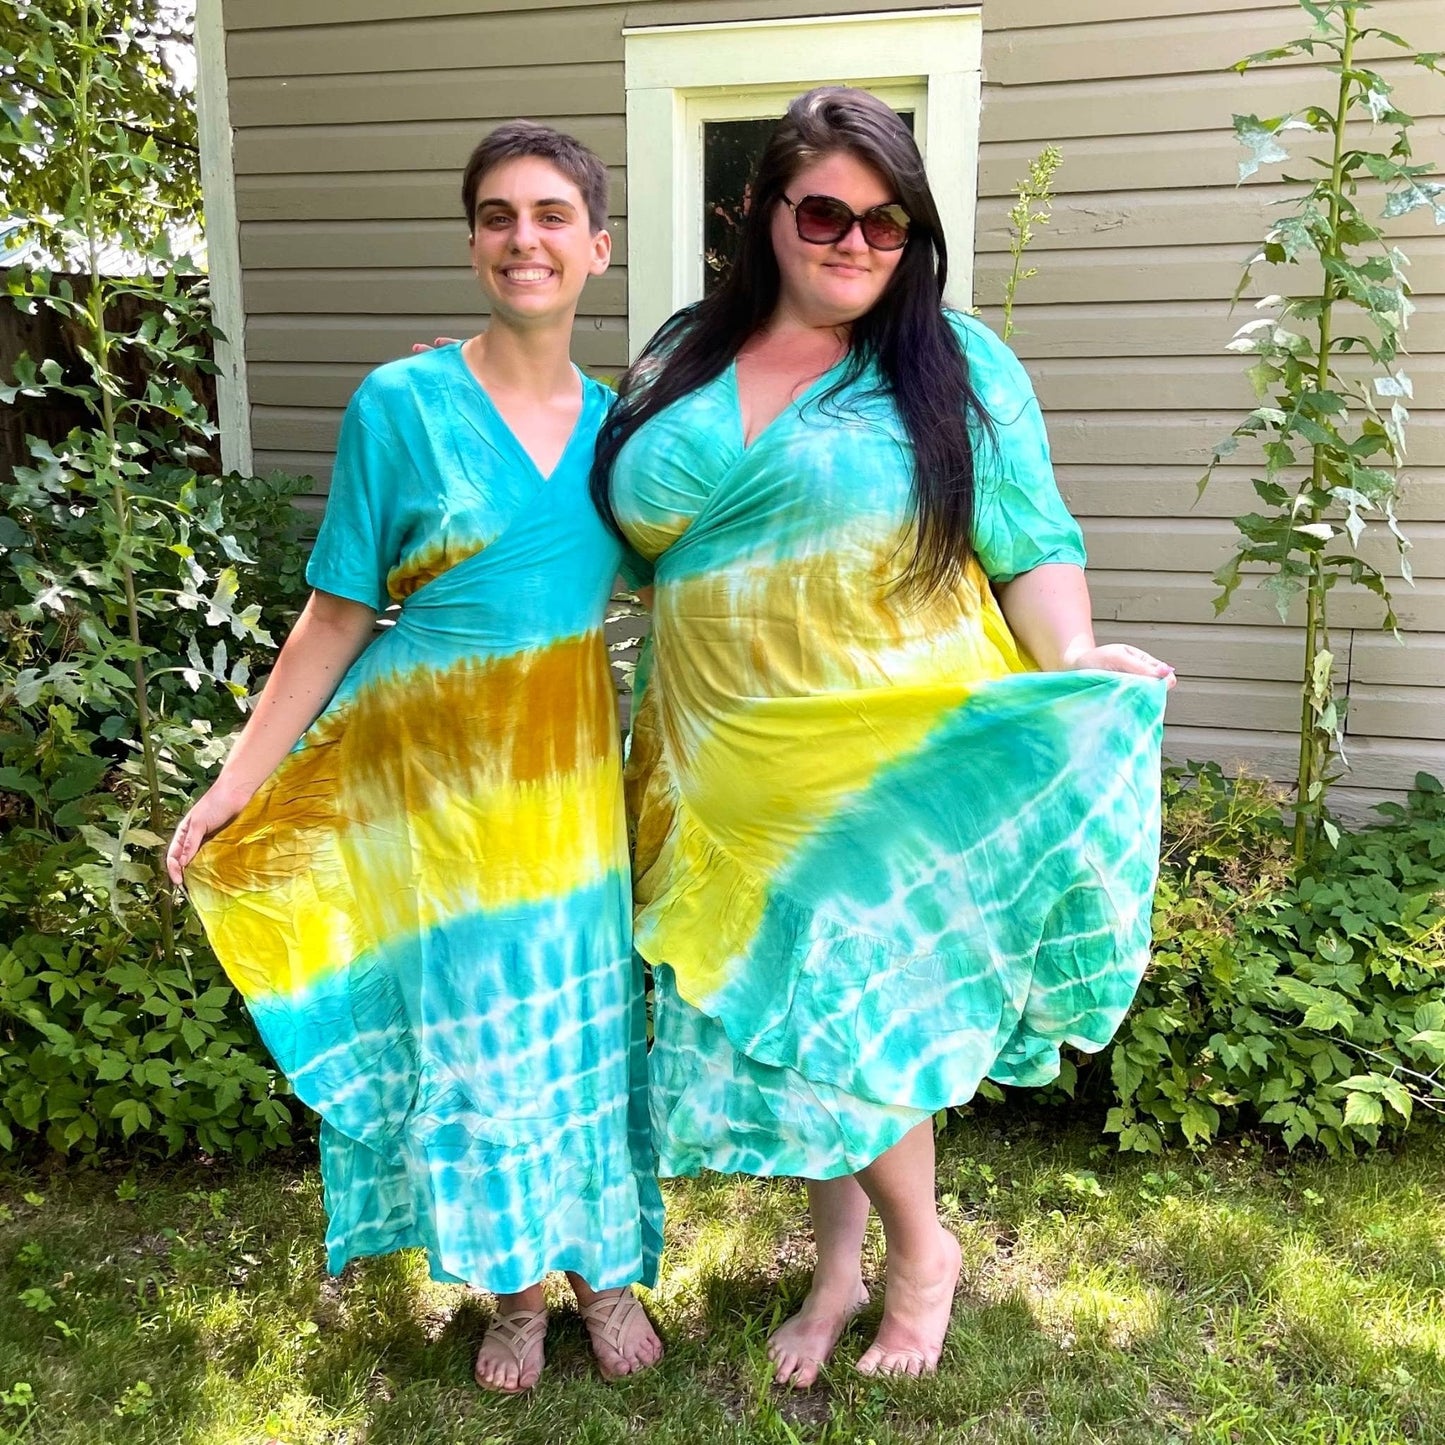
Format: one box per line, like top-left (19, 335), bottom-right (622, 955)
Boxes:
top-left (578, 1288), bottom-right (662, 1381)
top-left (473, 1307), bottom-right (548, 1393)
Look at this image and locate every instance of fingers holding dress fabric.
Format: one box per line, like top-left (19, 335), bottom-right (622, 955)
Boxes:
top-left (1066, 641), bottom-right (1177, 688)
top-left (165, 786), bottom-right (250, 885)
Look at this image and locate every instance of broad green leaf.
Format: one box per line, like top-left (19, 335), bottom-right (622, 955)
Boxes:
top-left (1383, 179), bottom-right (1445, 223)
top-left (1302, 992), bottom-right (1360, 1035)
top-left (1342, 1090), bottom-right (1383, 1128)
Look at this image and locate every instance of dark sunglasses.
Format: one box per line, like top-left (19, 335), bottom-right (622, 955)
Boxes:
top-left (781, 193), bottom-right (912, 251)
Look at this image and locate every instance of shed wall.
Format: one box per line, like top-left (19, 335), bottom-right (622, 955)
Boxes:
top-left (971, 0), bottom-right (1444, 812)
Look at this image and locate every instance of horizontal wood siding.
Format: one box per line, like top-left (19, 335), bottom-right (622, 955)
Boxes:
top-left (224, 0), bottom-right (945, 472)
top-left (978, 0), bottom-right (1445, 812)
top-left (221, 0), bottom-right (1443, 811)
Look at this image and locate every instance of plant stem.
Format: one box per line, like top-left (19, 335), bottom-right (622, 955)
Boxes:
top-left (1002, 145), bottom-right (1061, 342)
top-left (1293, 5), bottom-right (1357, 866)
top-left (75, 1), bottom-right (175, 963)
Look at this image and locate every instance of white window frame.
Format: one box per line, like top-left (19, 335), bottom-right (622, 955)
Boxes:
top-left (623, 8), bottom-right (983, 359)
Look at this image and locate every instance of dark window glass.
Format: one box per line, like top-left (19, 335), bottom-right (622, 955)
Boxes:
top-left (702, 109), bottom-right (915, 295)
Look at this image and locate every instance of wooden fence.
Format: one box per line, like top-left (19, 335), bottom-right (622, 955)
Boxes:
top-left (1, 275), bottom-right (220, 483)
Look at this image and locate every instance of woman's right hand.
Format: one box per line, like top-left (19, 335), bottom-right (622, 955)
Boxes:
top-left (166, 785), bottom-right (251, 886)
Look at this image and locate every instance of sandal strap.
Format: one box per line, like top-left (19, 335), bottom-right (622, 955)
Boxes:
top-left (483, 1308), bottom-right (548, 1365)
top-left (578, 1289), bottom-right (646, 1352)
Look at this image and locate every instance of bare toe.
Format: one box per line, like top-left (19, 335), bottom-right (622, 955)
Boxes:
top-left (580, 1288), bottom-right (663, 1381)
top-left (855, 1228), bottom-right (960, 1381)
top-left (766, 1282), bottom-right (867, 1390)
top-left (473, 1308), bottom-right (547, 1395)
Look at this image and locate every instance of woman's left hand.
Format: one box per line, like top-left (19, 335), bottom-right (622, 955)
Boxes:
top-left (1065, 642), bottom-right (1176, 689)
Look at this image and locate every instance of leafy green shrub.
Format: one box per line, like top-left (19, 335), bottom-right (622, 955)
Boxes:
top-left (0, 924), bottom-right (294, 1159)
top-left (0, 1), bottom-right (313, 1159)
top-left (1102, 765), bottom-right (1445, 1155)
top-left (0, 459), bottom-right (309, 1159)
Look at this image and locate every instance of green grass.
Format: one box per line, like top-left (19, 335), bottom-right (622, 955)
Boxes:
top-left (1, 1118), bottom-right (1442, 1445)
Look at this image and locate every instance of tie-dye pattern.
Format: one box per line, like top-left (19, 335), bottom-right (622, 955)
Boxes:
top-left (187, 347), bottom-right (662, 1291)
top-left (612, 311), bottom-right (1168, 1181)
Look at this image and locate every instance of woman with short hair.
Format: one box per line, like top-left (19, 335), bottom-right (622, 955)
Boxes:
top-left (171, 121), bottom-right (663, 1395)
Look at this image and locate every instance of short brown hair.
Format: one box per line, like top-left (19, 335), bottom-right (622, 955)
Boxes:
top-left (461, 120), bottom-right (609, 233)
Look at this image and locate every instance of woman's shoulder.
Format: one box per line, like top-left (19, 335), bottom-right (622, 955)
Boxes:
top-left (339, 347), bottom-right (471, 447)
top-left (580, 369), bottom-right (616, 408)
top-left (353, 346), bottom-right (456, 407)
top-left (942, 308), bottom-right (1035, 396)
top-left (943, 308), bottom-right (1009, 358)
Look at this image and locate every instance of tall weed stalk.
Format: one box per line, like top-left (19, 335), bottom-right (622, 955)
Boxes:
top-left (1201, 0), bottom-right (1442, 862)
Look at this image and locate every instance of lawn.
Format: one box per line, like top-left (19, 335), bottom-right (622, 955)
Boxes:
top-left (1, 1116), bottom-right (1441, 1445)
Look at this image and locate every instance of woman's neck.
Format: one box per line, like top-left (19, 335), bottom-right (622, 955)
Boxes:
top-left (465, 320), bottom-right (577, 400)
top-left (745, 310), bottom-right (850, 366)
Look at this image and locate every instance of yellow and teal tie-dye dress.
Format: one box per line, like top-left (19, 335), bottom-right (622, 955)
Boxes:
top-left (186, 347), bottom-right (663, 1292)
top-left (611, 311), bottom-right (1168, 1181)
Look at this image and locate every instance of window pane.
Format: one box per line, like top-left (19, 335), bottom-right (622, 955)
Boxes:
top-left (702, 110), bottom-right (915, 295)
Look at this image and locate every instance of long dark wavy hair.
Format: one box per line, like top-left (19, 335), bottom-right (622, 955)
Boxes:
top-left (590, 86), bottom-right (991, 598)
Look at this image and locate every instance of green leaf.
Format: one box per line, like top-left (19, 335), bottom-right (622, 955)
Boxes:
top-left (1342, 1091), bottom-right (1383, 1128)
top-left (1234, 114), bottom-right (1314, 181)
top-left (48, 756), bottom-right (109, 802)
top-left (1382, 179), bottom-right (1445, 223)
top-left (1179, 1099), bottom-right (1220, 1146)
top-left (95, 1054), bottom-right (131, 1082)
top-left (0, 767), bottom-right (44, 803)
top-left (1302, 992), bottom-right (1360, 1035)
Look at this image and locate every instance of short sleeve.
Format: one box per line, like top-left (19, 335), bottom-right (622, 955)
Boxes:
top-left (305, 389), bottom-right (406, 611)
top-left (950, 312), bottom-right (1087, 584)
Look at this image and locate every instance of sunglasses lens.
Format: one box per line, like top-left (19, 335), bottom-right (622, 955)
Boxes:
top-left (791, 196), bottom-right (911, 250)
top-left (794, 196), bottom-right (854, 243)
top-left (862, 206), bottom-right (910, 250)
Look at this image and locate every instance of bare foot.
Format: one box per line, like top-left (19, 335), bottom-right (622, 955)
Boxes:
top-left (767, 1280), bottom-right (870, 1389)
top-left (855, 1226), bottom-right (961, 1378)
top-left (578, 1287), bottom-right (664, 1380)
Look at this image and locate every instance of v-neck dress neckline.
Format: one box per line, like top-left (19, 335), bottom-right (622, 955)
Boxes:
top-left (454, 346), bottom-right (590, 484)
top-left (726, 354), bottom-right (848, 454)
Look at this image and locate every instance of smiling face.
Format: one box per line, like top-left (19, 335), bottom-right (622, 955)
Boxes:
top-left (768, 149), bottom-right (907, 330)
top-left (467, 155), bottom-right (611, 328)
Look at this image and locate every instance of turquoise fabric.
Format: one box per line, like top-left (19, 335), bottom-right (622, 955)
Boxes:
top-left (188, 346), bottom-right (663, 1290)
top-left (611, 311), bottom-right (1167, 1180)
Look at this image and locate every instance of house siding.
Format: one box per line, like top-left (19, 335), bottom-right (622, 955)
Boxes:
top-left (218, 0), bottom-right (1445, 812)
top-left (974, 0), bottom-right (1445, 815)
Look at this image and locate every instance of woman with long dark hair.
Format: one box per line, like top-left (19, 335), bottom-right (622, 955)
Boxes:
top-left (593, 88), bottom-right (1173, 1383)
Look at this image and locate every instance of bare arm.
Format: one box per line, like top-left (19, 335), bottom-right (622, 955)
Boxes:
top-left (165, 589), bottom-right (378, 883)
top-left (994, 562), bottom-right (1175, 684)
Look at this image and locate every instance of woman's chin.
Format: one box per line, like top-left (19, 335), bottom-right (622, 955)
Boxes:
top-left (795, 276), bottom-right (886, 324)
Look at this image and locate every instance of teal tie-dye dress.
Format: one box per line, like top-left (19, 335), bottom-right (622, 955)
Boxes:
top-left (611, 311), bottom-right (1168, 1180)
top-left (187, 346), bottom-right (663, 1291)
